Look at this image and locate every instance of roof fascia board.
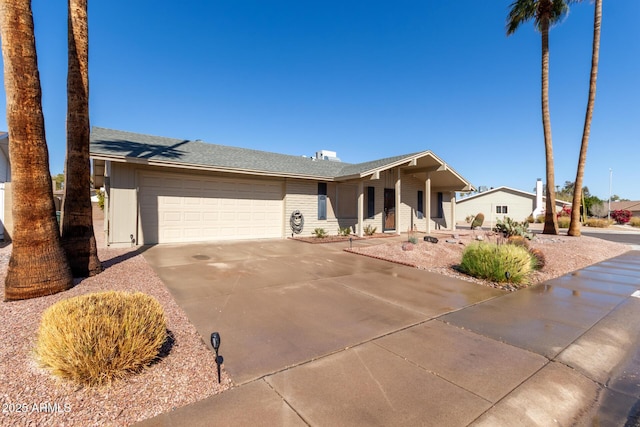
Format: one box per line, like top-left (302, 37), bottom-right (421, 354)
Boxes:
top-left (336, 150), bottom-right (435, 181)
top-left (458, 186), bottom-right (531, 202)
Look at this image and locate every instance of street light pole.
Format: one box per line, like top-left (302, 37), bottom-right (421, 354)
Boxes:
top-left (608, 168), bottom-right (612, 220)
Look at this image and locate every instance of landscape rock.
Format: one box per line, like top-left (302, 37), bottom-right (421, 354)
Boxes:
top-left (401, 242), bottom-right (414, 251)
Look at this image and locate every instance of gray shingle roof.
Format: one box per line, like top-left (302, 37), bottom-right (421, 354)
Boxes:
top-left (90, 127), bottom-right (424, 180)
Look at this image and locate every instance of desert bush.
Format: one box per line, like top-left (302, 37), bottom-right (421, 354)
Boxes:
top-left (630, 217), bottom-right (640, 228)
top-left (493, 217), bottom-right (533, 239)
top-left (313, 228), bottom-right (328, 238)
top-left (507, 235), bottom-right (530, 249)
top-left (96, 189), bottom-right (105, 211)
top-left (34, 291), bottom-right (166, 386)
top-left (459, 242), bottom-right (535, 284)
top-left (611, 209), bottom-right (632, 224)
top-left (535, 215), bottom-right (545, 223)
top-left (584, 218), bottom-right (612, 228)
top-left (590, 202), bottom-right (608, 218)
top-left (557, 216), bottom-right (570, 229)
top-left (470, 213), bottom-right (485, 229)
top-left (337, 226), bottom-right (351, 236)
top-left (363, 224), bottom-right (377, 236)
top-left (529, 248), bottom-right (546, 270)
top-left (525, 215), bottom-right (534, 223)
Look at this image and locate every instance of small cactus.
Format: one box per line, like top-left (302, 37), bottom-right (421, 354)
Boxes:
top-left (507, 235), bottom-right (530, 249)
top-left (471, 213), bottom-right (485, 229)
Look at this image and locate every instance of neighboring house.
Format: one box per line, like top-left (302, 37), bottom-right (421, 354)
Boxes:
top-left (609, 201), bottom-right (640, 218)
top-left (0, 132), bottom-right (11, 241)
top-left (456, 179), bottom-right (571, 227)
top-left (90, 127), bottom-right (475, 247)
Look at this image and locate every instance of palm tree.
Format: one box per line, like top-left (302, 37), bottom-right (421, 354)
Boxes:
top-left (61, 0), bottom-right (102, 277)
top-left (568, 0), bottom-right (602, 236)
top-left (507, 0), bottom-right (572, 235)
top-left (0, 0), bottom-right (73, 300)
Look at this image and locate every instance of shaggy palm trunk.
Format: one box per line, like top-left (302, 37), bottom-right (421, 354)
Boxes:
top-left (569, 0), bottom-right (602, 237)
top-left (0, 0), bottom-right (73, 300)
top-left (61, 0), bottom-right (102, 277)
top-left (540, 16), bottom-right (559, 235)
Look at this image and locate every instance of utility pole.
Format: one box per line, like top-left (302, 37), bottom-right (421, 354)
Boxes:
top-left (608, 168), bottom-right (612, 220)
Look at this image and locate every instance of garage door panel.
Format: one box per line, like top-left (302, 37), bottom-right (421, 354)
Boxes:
top-left (139, 172), bottom-right (283, 244)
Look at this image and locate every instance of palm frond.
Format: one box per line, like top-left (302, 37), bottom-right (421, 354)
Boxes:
top-left (549, 0), bottom-right (571, 25)
top-left (506, 0), bottom-right (538, 35)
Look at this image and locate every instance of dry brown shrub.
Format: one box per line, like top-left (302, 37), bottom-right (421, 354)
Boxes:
top-left (34, 291), bottom-right (166, 386)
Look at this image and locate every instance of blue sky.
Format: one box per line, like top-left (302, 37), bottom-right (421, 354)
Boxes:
top-left (1, 0), bottom-right (638, 200)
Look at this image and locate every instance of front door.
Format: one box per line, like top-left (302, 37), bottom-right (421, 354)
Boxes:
top-left (384, 188), bottom-right (395, 231)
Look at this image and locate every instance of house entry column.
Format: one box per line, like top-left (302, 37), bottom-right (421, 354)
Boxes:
top-left (357, 181), bottom-right (364, 237)
top-left (395, 168), bottom-right (401, 235)
top-left (426, 174), bottom-right (431, 234)
top-left (450, 191), bottom-right (456, 231)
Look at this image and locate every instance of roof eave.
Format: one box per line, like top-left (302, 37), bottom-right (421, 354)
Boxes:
top-left (89, 153), bottom-right (336, 181)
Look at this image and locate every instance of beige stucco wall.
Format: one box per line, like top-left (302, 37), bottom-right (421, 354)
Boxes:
top-left (284, 179), bottom-right (344, 236)
top-left (2, 182), bottom-right (11, 241)
top-left (456, 190), bottom-right (536, 227)
top-left (283, 168), bottom-right (453, 237)
top-left (105, 162), bottom-right (460, 245)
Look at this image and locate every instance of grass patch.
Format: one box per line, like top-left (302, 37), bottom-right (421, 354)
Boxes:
top-left (584, 218), bottom-right (613, 228)
top-left (459, 242), bottom-right (535, 285)
top-left (34, 291), bottom-right (167, 386)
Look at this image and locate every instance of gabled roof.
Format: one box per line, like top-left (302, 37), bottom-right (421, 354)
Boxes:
top-left (609, 201), bottom-right (640, 212)
top-left (457, 186), bottom-right (571, 205)
top-left (90, 127), bottom-right (473, 190)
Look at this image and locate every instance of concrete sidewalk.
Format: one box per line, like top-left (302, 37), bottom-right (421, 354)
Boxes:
top-left (136, 239), bottom-right (640, 426)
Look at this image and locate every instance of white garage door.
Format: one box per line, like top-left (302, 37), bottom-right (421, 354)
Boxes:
top-left (139, 172), bottom-right (283, 244)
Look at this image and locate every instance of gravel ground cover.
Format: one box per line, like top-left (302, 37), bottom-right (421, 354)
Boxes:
top-left (346, 229), bottom-right (632, 291)
top-left (1, 209), bottom-right (232, 426)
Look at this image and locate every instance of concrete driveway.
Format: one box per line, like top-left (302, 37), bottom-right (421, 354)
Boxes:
top-left (140, 238), bottom-right (640, 426)
top-left (141, 238), bottom-right (503, 384)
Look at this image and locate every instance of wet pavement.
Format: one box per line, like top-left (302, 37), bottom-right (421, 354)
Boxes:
top-left (136, 238), bottom-right (640, 426)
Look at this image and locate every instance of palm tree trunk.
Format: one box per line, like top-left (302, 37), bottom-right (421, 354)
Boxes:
top-left (540, 15), bottom-right (559, 235)
top-left (568, 0), bottom-right (602, 237)
top-left (0, 0), bottom-right (73, 300)
top-left (61, 0), bottom-right (102, 277)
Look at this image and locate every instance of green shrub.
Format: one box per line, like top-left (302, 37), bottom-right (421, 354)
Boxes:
top-left (408, 234), bottom-right (418, 244)
top-left (535, 215), bottom-right (545, 223)
top-left (313, 228), bottom-right (328, 238)
top-left (557, 216), bottom-right (570, 228)
top-left (363, 224), bottom-right (377, 236)
top-left (630, 217), bottom-right (640, 228)
top-left (584, 218), bottom-right (612, 228)
top-left (459, 242), bottom-right (535, 285)
top-left (494, 217), bottom-right (533, 239)
top-left (96, 189), bottom-right (105, 211)
top-left (470, 213), bottom-right (485, 229)
top-left (337, 226), bottom-right (351, 236)
top-left (34, 291), bottom-right (167, 386)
